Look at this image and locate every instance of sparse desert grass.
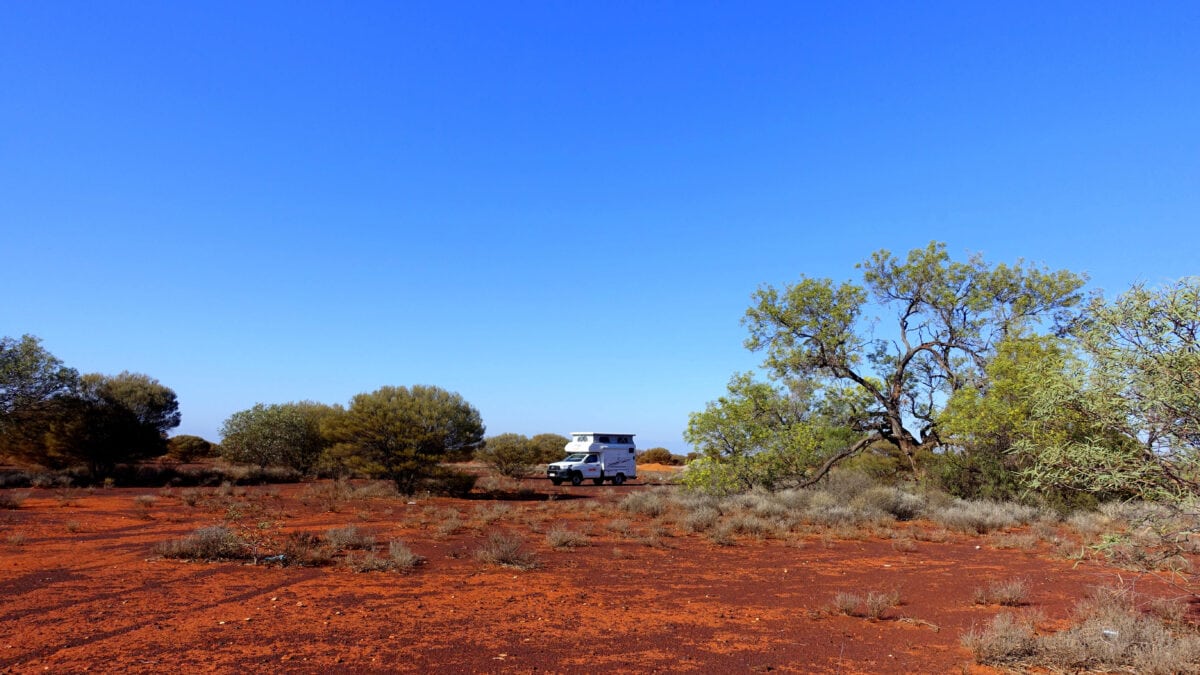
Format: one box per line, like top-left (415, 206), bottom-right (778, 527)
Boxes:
top-left (973, 578), bottom-right (1029, 606)
top-left (618, 490), bottom-right (668, 518)
top-left (545, 523), bottom-right (589, 549)
top-left (279, 531), bottom-right (334, 567)
top-left (6, 532), bottom-right (29, 546)
top-left (962, 612), bottom-right (1038, 664)
top-left (435, 513), bottom-right (465, 537)
top-left (912, 527), bottom-right (950, 543)
top-left (179, 488), bottom-right (201, 507)
top-left (0, 491), bottom-right (29, 509)
top-left (707, 524), bottom-right (736, 546)
top-left (157, 526), bottom-right (249, 561)
top-left (932, 499), bottom-right (1040, 534)
top-left (678, 505), bottom-right (720, 533)
top-left (988, 531), bottom-right (1039, 550)
top-left (474, 531), bottom-right (538, 570)
top-left (64, 520), bottom-right (82, 533)
top-left (723, 513), bottom-right (779, 539)
top-left (386, 540), bottom-right (425, 570)
top-left (472, 503), bottom-right (512, 527)
top-left (605, 518), bottom-right (633, 537)
top-left (831, 589), bottom-right (901, 619)
top-left (850, 485), bottom-right (926, 521)
top-left (302, 479), bottom-right (355, 512)
top-left (133, 495), bottom-right (156, 519)
top-left (964, 586), bottom-right (1200, 674)
top-left (325, 525), bottom-right (376, 551)
top-left (891, 537), bottom-right (918, 553)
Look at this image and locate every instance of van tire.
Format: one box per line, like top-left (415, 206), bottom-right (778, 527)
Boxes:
top-left (570, 473), bottom-right (583, 486)
top-left (613, 474), bottom-right (626, 486)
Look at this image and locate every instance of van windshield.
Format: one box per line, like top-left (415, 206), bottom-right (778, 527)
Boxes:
top-left (562, 453), bottom-right (589, 462)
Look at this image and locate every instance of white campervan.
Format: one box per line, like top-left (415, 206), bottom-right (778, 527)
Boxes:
top-left (546, 432), bottom-right (637, 486)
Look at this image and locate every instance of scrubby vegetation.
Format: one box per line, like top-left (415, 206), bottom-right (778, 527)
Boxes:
top-left (963, 585), bottom-right (1200, 673)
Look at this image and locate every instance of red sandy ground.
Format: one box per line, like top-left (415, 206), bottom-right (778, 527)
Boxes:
top-left (0, 468), bottom-right (1195, 674)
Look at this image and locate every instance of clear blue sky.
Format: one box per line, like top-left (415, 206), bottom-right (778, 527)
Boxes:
top-left (3, 2), bottom-right (1197, 452)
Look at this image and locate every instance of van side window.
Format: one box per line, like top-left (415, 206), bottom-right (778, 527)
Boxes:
top-left (599, 436), bottom-right (610, 443)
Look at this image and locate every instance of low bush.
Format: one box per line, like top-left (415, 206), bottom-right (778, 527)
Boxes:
top-left (973, 578), bottom-right (1029, 607)
top-left (545, 524), bottom-right (590, 549)
top-left (279, 531), bottom-right (334, 567)
top-left (619, 490), bottom-right (668, 518)
top-left (830, 590), bottom-right (901, 619)
top-left (325, 525), bottom-right (376, 551)
top-left (386, 540), bottom-right (425, 571)
top-left (964, 586), bottom-right (1200, 673)
top-left (637, 448), bottom-right (684, 465)
top-left (932, 499), bottom-right (1040, 534)
top-left (474, 532), bottom-right (538, 570)
top-left (475, 433), bottom-right (541, 478)
top-left (157, 526), bottom-right (249, 561)
top-left (0, 491), bottom-right (28, 509)
top-left (962, 612), bottom-right (1038, 664)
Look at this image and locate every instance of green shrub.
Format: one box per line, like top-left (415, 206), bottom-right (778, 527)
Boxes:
top-left (166, 435), bottom-right (217, 463)
top-left (529, 433), bottom-right (570, 464)
top-left (475, 433), bottom-right (541, 478)
top-left (637, 448), bottom-right (683, 465)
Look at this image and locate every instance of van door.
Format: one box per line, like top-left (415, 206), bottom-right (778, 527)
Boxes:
top-left (580, 454), bottom-right (601, 478)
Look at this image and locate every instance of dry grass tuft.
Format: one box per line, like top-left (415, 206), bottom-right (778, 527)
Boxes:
top-left (973, 578), bottom-right (1030, 607)
top-left (157, 526), bottom-right (249, 561)
top-left (545, 524), bottom-right (590, 549)
top-left (474, 532), bottom-right (538, 570)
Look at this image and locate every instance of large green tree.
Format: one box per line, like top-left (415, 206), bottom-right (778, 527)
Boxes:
top-left (1019, 278), bottom-right (1200, 503)
top-left (3, 368), bottom-right (180, 476)
top-left (321, 385), bottom-right (485, 493)
top-left (684, 372), bottom-right (864, 493)
top-left (742, 242), bottom-right (1086, 477)
top-left (220, 401), bottom-right (340, 472)
top-left (0, 335), bottom-right (80, 414)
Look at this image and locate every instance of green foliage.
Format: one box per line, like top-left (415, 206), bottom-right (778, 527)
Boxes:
top-left (166, 435), bottom-right (216, 463)
top-left (683, 372), bottom-right (852, 494)
top-left (529, 433), bottom-right (570, 464)
top-left (637, 447), bottom-right (680, 465)
top-left (321, 385), bottom-right (485, 494)
top-left (220, 401), bottom-right (340, 473)
top-left (2, 366), bottom-right (180, 476)
top-left (475, 433), bottom-right (540, 477)
top-left (742, 242), bottom-right (1086, 476)
top-left (1017, 278), bottom-right (1200, 504)
top-left (0, 335), bottom-right (79, 416)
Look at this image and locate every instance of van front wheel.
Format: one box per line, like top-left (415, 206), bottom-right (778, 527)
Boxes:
top-left (570, 473), bottom-right (583, 486)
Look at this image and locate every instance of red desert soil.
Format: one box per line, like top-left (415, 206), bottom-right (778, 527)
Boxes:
top-left (0, 471), bottom-right (1194, 674)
